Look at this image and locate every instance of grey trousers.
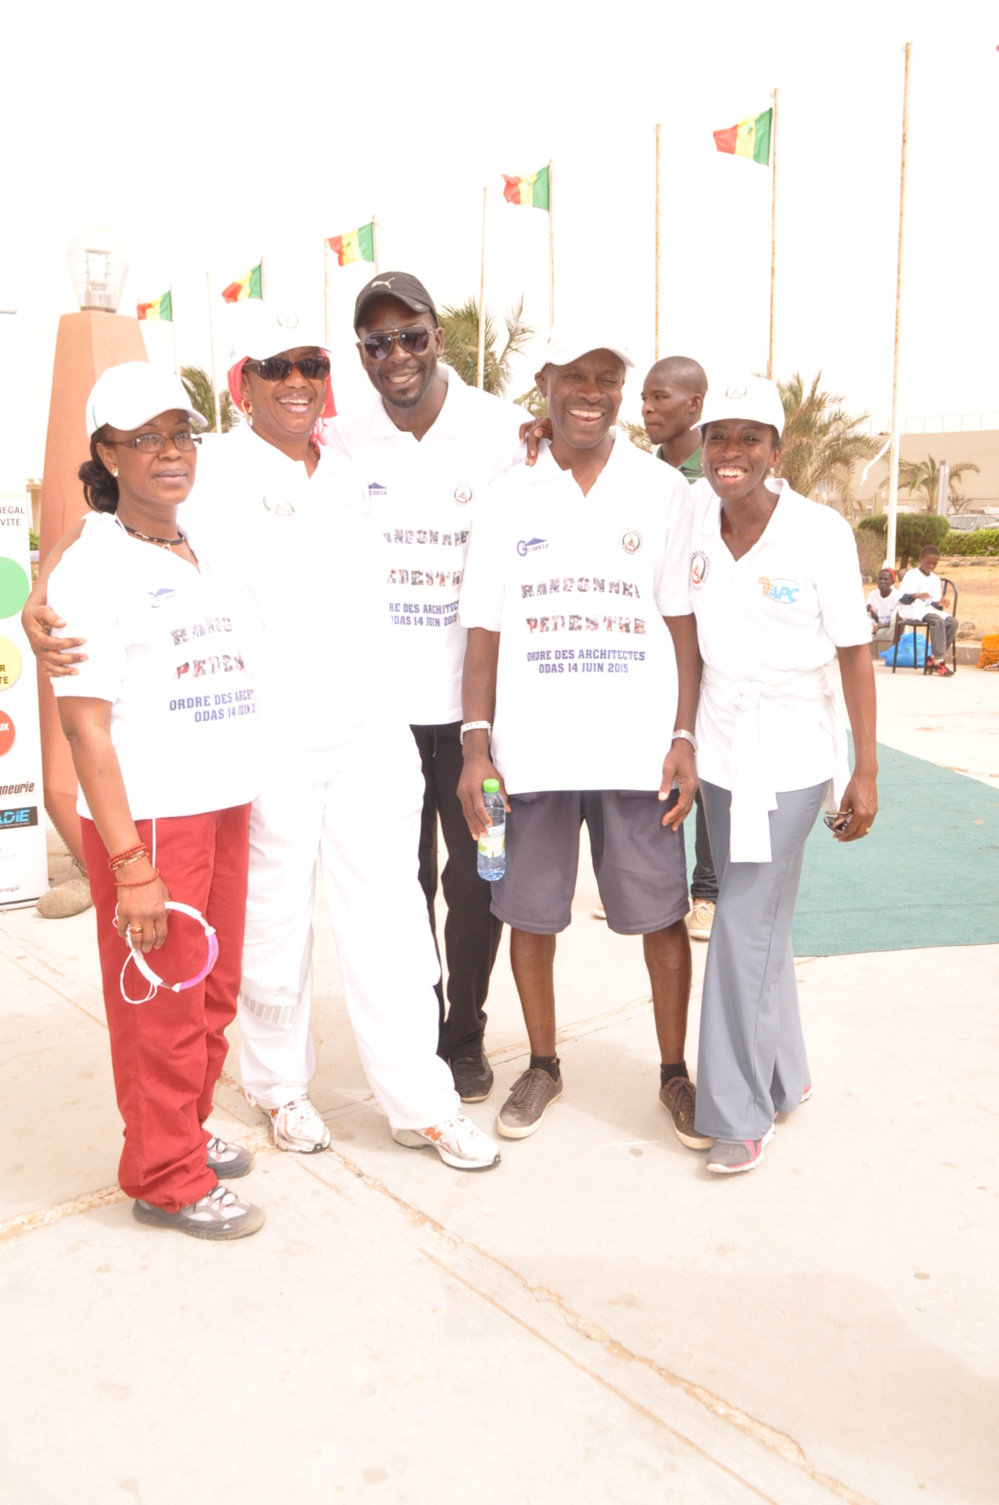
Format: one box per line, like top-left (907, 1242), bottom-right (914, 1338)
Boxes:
top-left (694, 780), bottom-right (826, 1141)
top-left (925, 611), bottom-right (957, 661)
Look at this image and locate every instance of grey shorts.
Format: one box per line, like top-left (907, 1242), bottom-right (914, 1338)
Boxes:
top-left (490, 790), bottom-right (689, 936)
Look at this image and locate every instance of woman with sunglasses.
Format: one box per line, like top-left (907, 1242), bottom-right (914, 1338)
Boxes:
top-left (684, 377), bottom-right (877, 1176)
top-left (47, 362), bottom-right (265, 1240)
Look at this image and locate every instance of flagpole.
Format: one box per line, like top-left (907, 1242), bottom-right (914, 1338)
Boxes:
top-left (206, 272), bottom-right (221, 435)
top-left (547, 159), bottom-right (555, 329)
top-left (768, 87), bottom-right (779, 380)
top-left (654, 124), bottom-right (661, 362)
top-left (886, 42), bottom-right (912, 572)
top-left (371, 214), bottom-right (380, 276)
top-left (323, 239), bottom-right (330, 348)
top-left (477, 187), bottom-right (488, 391)
top-left (170, 283), bottom-right (178, 376)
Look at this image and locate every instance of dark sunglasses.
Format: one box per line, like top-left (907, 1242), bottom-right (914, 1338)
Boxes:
top-left (361, 326), bottom-right (433, 361)
top-left (245, 355), bottom-right (331, 382)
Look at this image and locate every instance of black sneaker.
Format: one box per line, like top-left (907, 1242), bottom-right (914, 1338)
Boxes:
top-left (133, 1184), bottom-right (265, 1240)
top-left (448, 1049), bottom-right (495, 1102)
top-left (206, 1135), bottom-right (255, 1178)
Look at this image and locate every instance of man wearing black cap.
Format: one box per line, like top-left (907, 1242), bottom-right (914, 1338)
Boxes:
top-left (327, 273), bottom-right (528, 1102)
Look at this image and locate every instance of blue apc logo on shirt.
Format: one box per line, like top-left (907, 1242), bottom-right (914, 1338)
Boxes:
top-left (148, 588), bottom-right (180, 609)
top-left (368, 481), bottom-right (387, 496)
top-left (517, 537), bottom-right (548, 557)
top-left (759, 575), bottom-right (800, 604)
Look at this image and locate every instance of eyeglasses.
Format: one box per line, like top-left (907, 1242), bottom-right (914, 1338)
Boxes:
top-left (244, 355), bottom-right (331, 382)
top-left (360, 327), bottom-right (433, 361)
top-left (109, 431), bottom-right (201, 454)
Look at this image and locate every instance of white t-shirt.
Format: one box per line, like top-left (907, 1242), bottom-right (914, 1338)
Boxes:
top-left (897, 567), bottom-right (947, 621)
top-left (188, 424), bottom-right (394, 748)
top-left (867, 586), bottom-right (900, 626)
top-left (459, 435), bottom-right (693, 793)
top-left (49, 512), bottom-right (260, 821)
top-left (689, 478), bottom-right (870, 794)
top-left (326, 367), bottom-right (527, 724)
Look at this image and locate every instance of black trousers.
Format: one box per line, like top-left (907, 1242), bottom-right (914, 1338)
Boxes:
top-left (691, 788), bottom-right (719, 902)
top-left (411, 721), bottom-right (503, 1056)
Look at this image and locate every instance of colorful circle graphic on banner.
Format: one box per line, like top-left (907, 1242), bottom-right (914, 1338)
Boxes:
top-left (0, 559), bottom-right (30, 620)
top-left (0, 636), bottom-right (22, 690)
top-left (0, 708), bottom-right (14, 756)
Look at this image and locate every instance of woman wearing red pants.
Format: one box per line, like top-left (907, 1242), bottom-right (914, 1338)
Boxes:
top-left (49, 362), bottom-right (263, 1239)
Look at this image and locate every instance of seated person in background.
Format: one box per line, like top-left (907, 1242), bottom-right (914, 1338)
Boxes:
top-left (897, 545), bottom-right (957, 676)
top-left (866, 566), bottom-right (900, 634)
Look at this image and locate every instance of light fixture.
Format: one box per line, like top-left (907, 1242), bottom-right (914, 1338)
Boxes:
top-left (66, 228), bottom-right (129, 313)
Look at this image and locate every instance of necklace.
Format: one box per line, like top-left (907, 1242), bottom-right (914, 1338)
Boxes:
top-left (121, 522), bottom-right (186, 551)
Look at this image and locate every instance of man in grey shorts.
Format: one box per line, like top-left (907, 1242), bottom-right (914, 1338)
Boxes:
top-left (457, 330), bottom-right (706, 1145)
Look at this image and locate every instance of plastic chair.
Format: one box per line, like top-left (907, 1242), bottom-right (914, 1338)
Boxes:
top-left (890, 577), bottom-right (959, 675)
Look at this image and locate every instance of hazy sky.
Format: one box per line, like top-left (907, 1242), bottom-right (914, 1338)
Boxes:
top-left (4, 0), bottom-right (996, 473)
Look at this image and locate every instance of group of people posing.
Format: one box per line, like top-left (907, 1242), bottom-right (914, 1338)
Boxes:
top-left (25, 269), bottom-right (878, 1240)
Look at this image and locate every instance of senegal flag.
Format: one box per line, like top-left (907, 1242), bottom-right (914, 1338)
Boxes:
top-left (222, 264), bottom-right (263, 303)
top-left (328, 224), bottom-right (375, 266)
top-left (713, 109), bottom-right (772, 165)
top-left (137, 291), bottom-right (172, 322)
top-left (502, 165), bottom-right (550, 210)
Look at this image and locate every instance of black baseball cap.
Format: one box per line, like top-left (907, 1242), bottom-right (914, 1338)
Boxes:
top-left (354, 272), bottom-right (439, 330)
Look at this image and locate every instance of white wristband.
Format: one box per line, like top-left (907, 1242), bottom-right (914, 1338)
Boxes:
top-left (672, 728), bottom-right (698, 755)
top-left (460, 720), bottom-right (492, 746)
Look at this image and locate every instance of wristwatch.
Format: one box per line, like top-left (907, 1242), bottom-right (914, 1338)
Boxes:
top-left (672, 728), bottom-right (698, 756)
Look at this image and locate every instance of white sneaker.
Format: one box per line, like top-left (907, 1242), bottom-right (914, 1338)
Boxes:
top-left (393, 1114), bottom-right (501, 1171)
top-left (253, 1094), bottom-right (331, 1153)
top-left (686, 899), bottom-right (715, 941)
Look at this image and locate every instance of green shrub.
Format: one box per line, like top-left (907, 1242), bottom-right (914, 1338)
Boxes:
top-left (29, 530), bottom-right (40, 552)
top-left (853, 513), bottom-right (949, 567)
top-left (941, 527), bottom-right (999, 557)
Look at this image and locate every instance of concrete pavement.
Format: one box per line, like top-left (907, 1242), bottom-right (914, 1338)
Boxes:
top-left (2, 665), bottom-right (998, 1505)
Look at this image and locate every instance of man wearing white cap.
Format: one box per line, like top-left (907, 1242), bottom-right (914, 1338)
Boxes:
top-left (687, 376), bottom-right (877, 1173)
top-left (457, 334), bottom-right (704, 1143)
top-left (325, 272), bottom-right (528, 1103)
top-left (24, 311), bottom-right (501, 1173)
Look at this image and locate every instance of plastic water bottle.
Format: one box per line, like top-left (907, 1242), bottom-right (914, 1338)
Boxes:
top-left (477, 778), bottom-right (506, 880)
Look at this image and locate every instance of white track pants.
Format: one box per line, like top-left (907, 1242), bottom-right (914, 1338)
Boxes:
top-left (238, 721), bottom-right (459, 1130)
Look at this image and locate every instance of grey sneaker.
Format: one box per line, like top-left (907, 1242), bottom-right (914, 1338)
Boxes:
top-left (659, 1076), bottom-right (713, 1150)
top-left (132, 1184), bottom-right (265, 1239)
top-left (706, 1125), bottom-right (775, 1175)
top-left (496, 1065), bottom-right (562, 1140)
top-left (206, 1135), bottom-right (255, 1178)
top-left (448, 1049), bottom-right (494, 1103)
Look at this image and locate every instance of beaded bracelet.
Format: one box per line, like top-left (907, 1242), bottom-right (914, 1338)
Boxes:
top-left (111, 850), bottom-right (150, 872)
top-left (115, 867), bottom-right (160, 888)
top-left (108, 844), bottom-right (149, 872)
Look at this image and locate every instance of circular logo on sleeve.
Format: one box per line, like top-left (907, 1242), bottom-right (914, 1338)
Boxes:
top-left (621, 529), bottom-right (642, 554)
top-left (690, 550), bottom-right (711, 587)
top-left (453, 484), bottom-right (473, 505)
top-left (262, 495), bottom-right (295, 516)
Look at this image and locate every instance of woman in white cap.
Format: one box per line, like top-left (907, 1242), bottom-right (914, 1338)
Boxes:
top-left (30, 311), bottom-right (499, 1173)
top-left (686, 377), bottom-right (877, 1174)
top-left (47, 362), bottom-right (265, 1239)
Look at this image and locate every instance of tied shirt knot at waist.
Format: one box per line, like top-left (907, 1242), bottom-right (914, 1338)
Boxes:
top-left (700, 665), bottom-right (849, 864)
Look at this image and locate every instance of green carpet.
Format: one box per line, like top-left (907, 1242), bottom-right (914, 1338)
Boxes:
top-left (686, 741), bottom-right (999, 956)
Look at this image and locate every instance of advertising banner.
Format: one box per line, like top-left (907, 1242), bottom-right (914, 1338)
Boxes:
top-left (0, 309), bottom-right (48, 906)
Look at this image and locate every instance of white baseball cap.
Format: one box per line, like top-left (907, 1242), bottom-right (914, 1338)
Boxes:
top-left (539, 330), bottom-right (634, 371)
top-left (226, 301), bottom-right (329, 367)
top-left (85, 362), bottom-right (206, 438)
top-left (698, 376), bottom-right (785, 437)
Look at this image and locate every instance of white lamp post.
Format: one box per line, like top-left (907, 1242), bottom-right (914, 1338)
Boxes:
top-left (66, 228), bottom-right (129, 313)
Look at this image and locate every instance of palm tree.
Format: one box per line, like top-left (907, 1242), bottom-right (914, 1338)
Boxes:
top-left (776, 372), bottom-right (881, 518)
top-left (438, 297), bottom-right (533, 396)
top-left (181, 364), bottom-right (238, 433)
top-left (513, 385), bottom-right (547, 418)
top-left (620, 420), bottom-right (653, 454)
top-left (896, 454), bottom-right (980, 511)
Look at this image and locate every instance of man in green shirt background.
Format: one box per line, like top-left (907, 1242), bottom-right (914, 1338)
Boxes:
top-left (640, 356), bottom-right (717, 938)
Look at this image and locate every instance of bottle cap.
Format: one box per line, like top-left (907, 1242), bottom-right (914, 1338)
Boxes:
top-left (483, 778), bottom-right (500, 794)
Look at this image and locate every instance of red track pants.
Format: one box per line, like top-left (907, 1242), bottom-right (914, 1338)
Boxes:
top-left (83, 805), bottom-right (251, 1212)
